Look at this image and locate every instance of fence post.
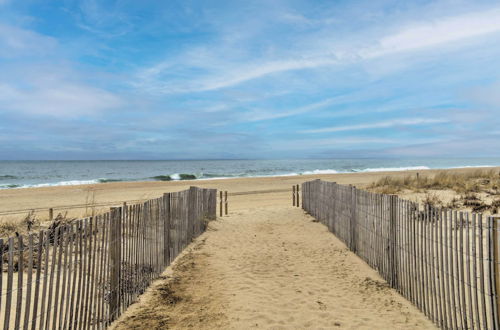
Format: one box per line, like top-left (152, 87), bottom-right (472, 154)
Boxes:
top-left (225, 191), bottom-right (228, 215)
top-left (219, 191), bottom-right (223, 217)
top-left (292, 185), bottom-right (296, 206)
top-left (389, 195), bottom-right (398, 289)
top-left (493, 216), bottom-right (500, 328)
top-left (163, 193), bottom-right (171, 265)
top-left (188, 187), bottom-right (197, 241)
top-left (109, 207), bottom-right (122, 322)
top-left (296, 184), bottom-right (300, 207)
top-left (350, 186), bottom-right (357, 253)
top-left (49, 208), bottom-right (53, 221)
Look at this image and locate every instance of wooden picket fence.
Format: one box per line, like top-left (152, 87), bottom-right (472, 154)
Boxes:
top-left (302, 179), bottom-right (500, 330)
top-left (0, 186), bottom-right (217, 329)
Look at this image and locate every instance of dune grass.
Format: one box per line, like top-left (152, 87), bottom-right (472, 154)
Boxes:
top-left (369, 169), bottom-right (500, 195)
top-left (368, 169), bottom-right (500, 213)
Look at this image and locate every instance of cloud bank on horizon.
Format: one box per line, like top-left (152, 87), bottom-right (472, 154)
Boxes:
top-left (0, 0), bottom-right (499, 159)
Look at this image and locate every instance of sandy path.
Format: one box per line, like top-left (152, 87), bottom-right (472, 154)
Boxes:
top-left (111, 205), bottom-right (435, 329)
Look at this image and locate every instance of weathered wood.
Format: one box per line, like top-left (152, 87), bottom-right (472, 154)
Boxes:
top-left (225, 191), bottom-right (228, 215)
top-left (478, 214), bottom-right (488, 329)
top-left (466, 213), bottom-right (474, 329)
top-left (300, 179), bottom-right (500, 329)
top-left (23, 234), bottom-right (34, 330)
top-left (14, 235), bottom-right (23, 329)
top-left (388, 195), bottom-right (397, 288)
top-left (0, 238), bottom-right (3, 318)
top-left (3, 237), bottom-right (14, 330)
top-left (59, 224), bottom-right (72, 330)
top-left (460, 212), bottom-right (469, 329)
top-left (0, 187), bottom-right (216, 330)
top-left (38, 229), bottom-right (50, 330)
top-left (219, 191), bottom-right (223, 217)
top-left (31, 231), bottom-right (43, 330)
top-left (472, 213), bottom-right (480, 329)
top-left (296, 184), bottom-right (300, 207)
top-left (493, 216), bottom-right (500, 329)
top-left (109, 207), bottom-right (122, 322)
top-left (51, 226), bottom-right (65, 330)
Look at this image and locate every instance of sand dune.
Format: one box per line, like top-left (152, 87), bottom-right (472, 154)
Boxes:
top-left (111, 205), bottom-right (436, 329)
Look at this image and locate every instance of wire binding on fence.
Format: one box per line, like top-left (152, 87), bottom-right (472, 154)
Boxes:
top-left (301, 179), bottom-right (499, 330)
top-left (1, 186), bottom-right (217, 330)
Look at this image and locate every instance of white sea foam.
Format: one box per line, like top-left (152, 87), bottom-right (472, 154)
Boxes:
top-left (355, 166), bottom-right (430, 173)
top-left (301, 169), bottom-right (339, 175)
top-left (15, 180), bottom-right (100, 189)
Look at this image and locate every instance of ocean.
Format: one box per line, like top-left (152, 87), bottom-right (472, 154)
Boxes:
top-left (1, 158), bottom-right (499, 189)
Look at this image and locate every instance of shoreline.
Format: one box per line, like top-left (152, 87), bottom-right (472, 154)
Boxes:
top-left (1, 166), bottom-right (499, 218)
top-left (1, 164), bottom-right (498, 190)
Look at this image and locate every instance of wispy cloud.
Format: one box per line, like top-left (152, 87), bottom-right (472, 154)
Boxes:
top-left (370, 8), bottom-right (500, 57)
top-left (0, 24), bottom-right (57, 57)
top-left (135, 6), bottom-right (500, 94)
top-left (0, 82), bottom-right (123, 118)
top-left (1, 1), bottom-right (500, 158)
top-left (301, 118), bottom-right (448, 134)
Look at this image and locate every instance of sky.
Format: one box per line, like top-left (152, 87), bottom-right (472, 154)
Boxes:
top-left (0, 0), bottom-right (500, 160)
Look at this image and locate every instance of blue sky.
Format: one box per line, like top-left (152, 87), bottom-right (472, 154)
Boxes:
top-left (0, 0), bottom-right (500, 160)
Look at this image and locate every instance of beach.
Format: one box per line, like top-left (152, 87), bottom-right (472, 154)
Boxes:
top-left (1, 166), bottom-right (499, 226)
top-left (1, 167), bottom-right (499, 328)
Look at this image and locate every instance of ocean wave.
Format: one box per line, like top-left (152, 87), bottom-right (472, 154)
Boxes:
top-left (0, 183), bottom-right (21, 189)
top-left (153, 173), bottom-right (198, 181)
top-left (354, 166), bottom-right (430, 173)
top-left (301, 169), bottom-right (339, 175)
top-left (1, 180), bottom-right (101, 189)
top-left (98, 178), bottom-right (125, 183)
top-left (152, 175), bottom-right (172, 181)
top-left (0, 175), bottom-right (18, 180)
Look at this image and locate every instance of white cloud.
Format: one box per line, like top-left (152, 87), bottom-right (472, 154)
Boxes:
top-left (368, 8), bottom-right (500, 57)
top-left (0, 24), bottom-right (57, 57)
top-left (0, 82), bottom-right (123, 118)
top-left (242, 97), bottom-right (339, 122)
top-left (301, 118), bottom-right (448, 134)
top-left (136, 7), bottom-right (500, 94)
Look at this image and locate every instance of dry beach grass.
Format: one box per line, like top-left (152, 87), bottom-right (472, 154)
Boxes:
top-left (1, 167), bottom-right (499, 237)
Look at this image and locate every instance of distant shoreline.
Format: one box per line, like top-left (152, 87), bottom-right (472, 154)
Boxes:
top-left (1, 165), bottom-right (500, 221)
top-left (1, 163), bottom-right (498, 190)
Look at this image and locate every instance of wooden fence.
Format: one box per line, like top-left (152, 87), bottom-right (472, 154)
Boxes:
top-left (0, 186), bottom-right (217, 329)
top-left (302, 179), bottom-right (499, 330)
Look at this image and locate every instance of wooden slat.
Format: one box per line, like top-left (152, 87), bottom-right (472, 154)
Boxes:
top-left (23, 234), bottom-right (34, 330)
top-left (460, 212), bottom-right (469, 329)
top-left (444, 209), bottom-right (452, 328)
top-left (489, 216), bottom-right (499, 329)
top-left (38, 230), bottom-right (50, 330)
top-left (3, 237), bottom-right (14, 330)
top-left (473, 213), bottom-right (480, 329)
top-left (479, 214), bottom-right (488, 330)
top-left (14, 235), bottom-right (24, 329)
top-left (83, 217), bottom-right (93, 329)
top-left (63, 223), bottom-right (76, 329)
top-left (467, 213), bottom-right (474, 329)
top-left (31, 231), bottom-right (44, 330)
top-left (51, 226), bottom-right (65, 330)
top-left (59, 224), bottom-right (72, 330)
top-left (449, 211), bottom-right (458, 330)
top-left (72, 220), bottom-right (84, 329)
top-left (0, 238), bottom-right (3, 317)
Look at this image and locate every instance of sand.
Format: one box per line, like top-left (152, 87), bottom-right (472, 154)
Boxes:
top-left (2, 166), bottom-right (498, 223)
top-left (4, 167), bottom-right (496, 328)
top-left (110, 205), bottom-right (436, 329)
